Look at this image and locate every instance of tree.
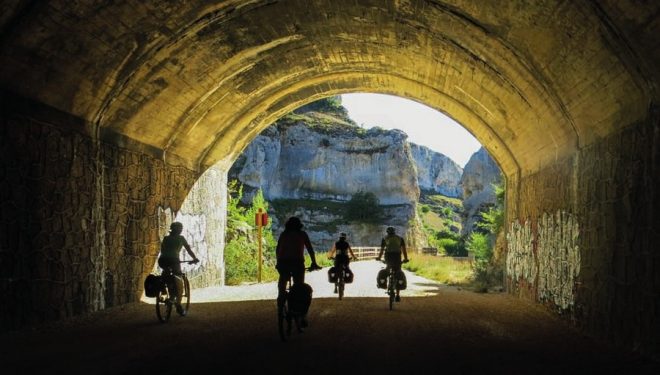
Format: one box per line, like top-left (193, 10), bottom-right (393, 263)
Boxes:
top-left (345, 190), bottom-right (383, 223)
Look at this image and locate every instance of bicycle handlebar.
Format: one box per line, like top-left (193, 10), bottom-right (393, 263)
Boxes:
top-left (377, 258), bottom-right (409, 264)
top-left (306, 264), bottom-right (322, 272)
top-left (179, 259), bottom-right (200, 264)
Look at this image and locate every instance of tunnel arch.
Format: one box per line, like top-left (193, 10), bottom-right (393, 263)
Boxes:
top-left (1, 0), bottom-right (659, 358)
top-left (4, 0), bottom-right (653, 178)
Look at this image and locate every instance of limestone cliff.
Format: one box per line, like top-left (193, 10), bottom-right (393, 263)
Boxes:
top-left (460, 147), bottom-right (502, 235)
top-left (232, 119), bottom-right (419, 205)
top-left (229, 99), bottom-right (427, 249)
top-left (410, 144), bottom-right (463, 198)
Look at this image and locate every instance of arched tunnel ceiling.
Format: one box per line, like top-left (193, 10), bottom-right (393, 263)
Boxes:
top-left (1, 0), bottom-right (658, 176)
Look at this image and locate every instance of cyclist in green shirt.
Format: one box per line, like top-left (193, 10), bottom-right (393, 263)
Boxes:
top-left (376, 226), bottom-right (409, 302)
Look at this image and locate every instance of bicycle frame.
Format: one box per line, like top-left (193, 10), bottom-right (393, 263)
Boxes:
top-left (155, 260), bottom-right (195, 323)
top-left (335, 263), bottom-right (346, 300)
top-left (278, 264), bottom-right (319, 342)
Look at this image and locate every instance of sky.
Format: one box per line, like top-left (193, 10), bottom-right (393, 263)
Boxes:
top-left (341, 93), bottom-right (481, 167)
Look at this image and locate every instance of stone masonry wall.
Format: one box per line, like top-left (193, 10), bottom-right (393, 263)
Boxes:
top-left (506, 112), bottom-right (659, 358)
top-left (0, 99), bottom-right (225, 330)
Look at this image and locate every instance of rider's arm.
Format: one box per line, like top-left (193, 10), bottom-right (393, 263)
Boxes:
top-left (327, 244), bottom-right (336, 259)
top-left (303, 232), bottom-right (319, 267)
top-left (377, 238), bottom-right (385, 259)
top-left (400, 237), bottom-right (408, 261)
top-left (182, 238), bottom-right (199, 261)
top-left (347, 244), bottom-right (357, 259)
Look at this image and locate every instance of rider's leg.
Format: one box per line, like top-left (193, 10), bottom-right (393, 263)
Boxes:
top-left (174, 274), bottom-right (184, 303)
top-left (277, 274), bottom-right (288, 307)
top-left (389, 255), bottom-right (403, 301)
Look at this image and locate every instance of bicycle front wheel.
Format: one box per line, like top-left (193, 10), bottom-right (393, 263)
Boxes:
top-left (278, 300), bottom-right (288, 342)
top-left (178, 275), bottom-right (191, 316)
top-left (156, 289), bottom-right (172, 323)
top-left (338, 280), bottom-right (344, 300)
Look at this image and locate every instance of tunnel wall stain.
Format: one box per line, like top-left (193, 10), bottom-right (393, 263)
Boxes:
top-left (0, 99), bottom-right (224, 330)
top-left (507, 111), bottom-right (659, 358)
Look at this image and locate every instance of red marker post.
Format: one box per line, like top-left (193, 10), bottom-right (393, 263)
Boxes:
top-left (254, 208), bottom-right (268, 282)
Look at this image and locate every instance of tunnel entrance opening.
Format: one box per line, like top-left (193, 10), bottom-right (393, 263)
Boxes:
top-left (167, 93), bottom-right (505, 303)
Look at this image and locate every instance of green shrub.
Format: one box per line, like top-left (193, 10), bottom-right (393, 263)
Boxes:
top-left (345, 191), bottom-right (383, 223)
top-left (224, 182), bottom-right (277, 285)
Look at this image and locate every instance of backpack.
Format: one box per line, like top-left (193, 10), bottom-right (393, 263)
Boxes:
top-left (144, 274), bottom-right (164, 297)
top-left (288, 283), bottom-right (313, 315)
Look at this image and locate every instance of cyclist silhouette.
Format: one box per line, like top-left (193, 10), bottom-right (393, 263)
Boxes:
top-left (327, 232), bottom-right (357, 293)
top-left (376, 226), bottom-right (409, 302)
top-left (275, 217), bottom-right (320, 326)
top-left (158, 221), bottom-right (199, 315)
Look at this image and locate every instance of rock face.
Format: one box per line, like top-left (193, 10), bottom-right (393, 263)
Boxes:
top-left (229, 100), bottom-right (427, 249)
top-left (460, 147), bottom-right (502, 235)
top-left (232, 122), bottom-right (419, 205)
top-left (410, 144), bottom-right (463, 198)
top-left (230, 100), bottom-right (501, 249)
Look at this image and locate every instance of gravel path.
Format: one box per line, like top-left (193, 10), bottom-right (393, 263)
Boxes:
top-left (2, 261), bottom-right (658, 374)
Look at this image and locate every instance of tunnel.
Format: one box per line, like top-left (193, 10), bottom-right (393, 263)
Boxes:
top-left (0, 0), bottom-right (658, 365)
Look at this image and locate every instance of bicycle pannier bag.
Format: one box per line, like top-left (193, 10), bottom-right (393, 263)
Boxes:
top-left (144, 274), bottom-right (164, 297)
top-left (328, 266), bottom-right (338, 283)
top-left (377, 269), bottom-right (388, 289)
top-left (344, 268), bottom-right (354, 283)
top-left (396, 270), bottom-right (407, 290)
top-left (288, 283), bottom-right (313, 315)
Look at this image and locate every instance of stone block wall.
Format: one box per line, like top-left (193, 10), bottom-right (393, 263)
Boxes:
top-left (506, 112), bottom-right (659, 358)
top-left (0, 98), bottom-right (224, 330)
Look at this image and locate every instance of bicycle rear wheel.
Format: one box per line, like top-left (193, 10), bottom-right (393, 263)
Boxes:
top-left (389, 290), bottom-right (394, 310)
top-left (177, 275), bottom-right (191, 316)
top-left (388, 275), bottom-right (395, 310)
top-left (156, 289), bottom-right (172, 322)
top-left (278, 299), bottom-right (288, 342)
top-left (338, 279), bottom-right (344, 300)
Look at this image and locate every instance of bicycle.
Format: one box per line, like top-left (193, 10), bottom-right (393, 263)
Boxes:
top-left (278, 264), bottom-right (321, 342)
top-left (329, 257), bottom-right (355, 300)
top-left (380, 259), bottom-right (408, 311)
top-left (156, 259), bottom-right (198, 323)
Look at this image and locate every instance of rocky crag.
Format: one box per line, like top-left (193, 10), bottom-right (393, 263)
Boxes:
top-left (229, 98), bottom-right (499, 250)
top-left (460, 147), bottom-right (502, 235)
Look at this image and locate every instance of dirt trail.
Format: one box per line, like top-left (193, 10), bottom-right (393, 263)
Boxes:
top-left (2, 261), bottom-right (658, 374)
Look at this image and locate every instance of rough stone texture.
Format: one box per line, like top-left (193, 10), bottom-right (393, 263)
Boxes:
top-left (410, 143), bottom-right (463, 198)
top-left (174, 164), bottom-right (227, 288)
top-left (461, 147), bottom-right (502, 235)
top-left (507, 113), bottom-right (660, 358)
top-left (0, 98), bottom-right (229, 329)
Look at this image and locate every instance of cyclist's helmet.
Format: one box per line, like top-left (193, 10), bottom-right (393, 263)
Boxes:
top-left (170, 221), bottom-right (183, 234)
top-left (386, 226), bottom-right (396, 235)
top-left (339, 232), bottom-right (347, 239)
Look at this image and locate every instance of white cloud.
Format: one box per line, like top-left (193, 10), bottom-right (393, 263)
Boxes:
top-left (341, 93), bottom-right (481, 167)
